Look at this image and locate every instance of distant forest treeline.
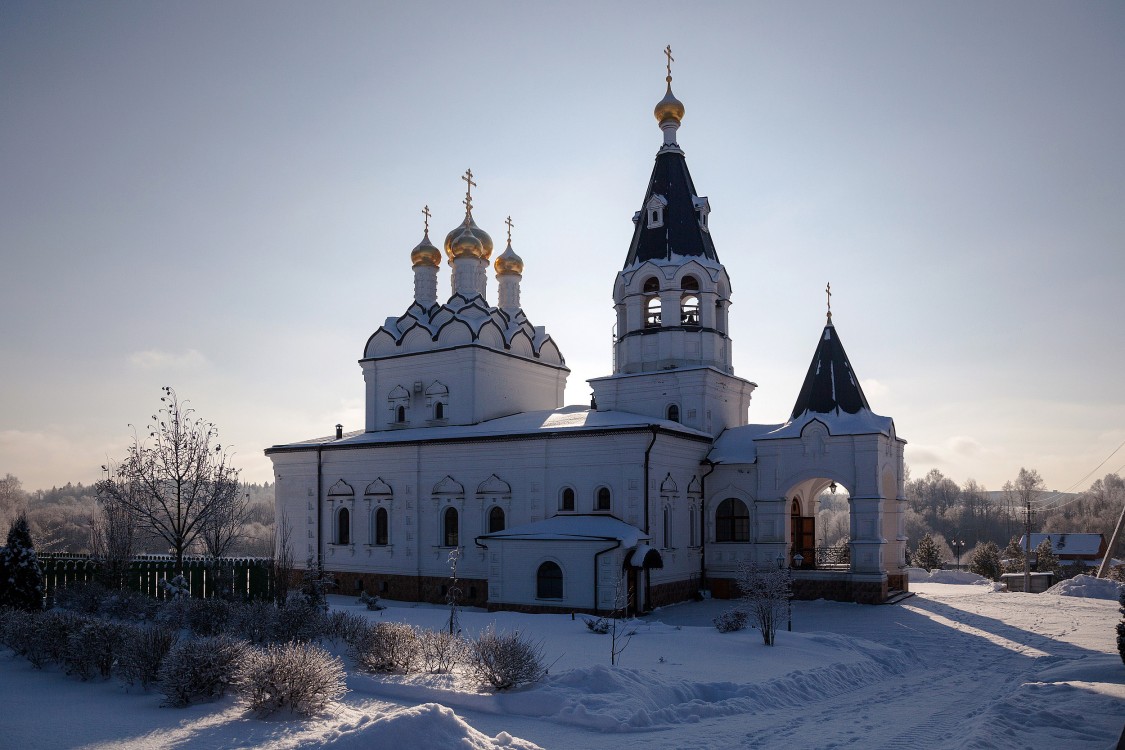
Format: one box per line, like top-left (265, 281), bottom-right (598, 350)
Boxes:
top-left (2, 467), bottom-right (1123, 564)
top-left (0, 474), bottom-right (274, 557)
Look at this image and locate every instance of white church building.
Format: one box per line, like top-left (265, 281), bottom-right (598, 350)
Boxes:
top-left (267, 66), bottom-right (909, 612)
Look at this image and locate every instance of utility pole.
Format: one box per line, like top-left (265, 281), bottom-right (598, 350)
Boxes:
top-left (1023, 496), bottom-right (1032, 593)
top-left (1096, 501), bottom-right (1125, 579)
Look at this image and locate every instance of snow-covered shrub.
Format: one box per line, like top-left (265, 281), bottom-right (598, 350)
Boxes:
top-left (350, 621), bottom-right (420, 674)
top-left (118, 623), bottom-right (179, 689)
top-left (968, 541), bottom-right (1002, 581)
top-left (161, 575), bottom-right (191, 600)
top-left (299, 556), bottom-right (335, 612)
top-left (63, 619), bottom-right (127, 680)
top-left (99, 588), bottom-right (159, 622)
top-left (323, 610), bottom-right (369, 647)
top-left (236, 642), bottom-right (346, 717)
top-left (53, 581), bottom-right (110, 615)
top-left (0, 514), bottom-right (44, 611)
top-left (469, 625), bottom-right (546, 690)
top-left (228, 600), bottom-right (280, 645)
top-left (2, 609), bottom-right (89, 668)
top-left (154, 597), bottom-right (190, 631)
top-left (736, 562), bottom-right (790, 646)
top-left (581, 616), bottom-right (610, 634)
top-left (272, 592), bottom-right (327, 642)
top-left (418, 628), bottom-right (468, 673)
top-left (357, 590), bottom-right (384, 610)
top-left (713, 609), bottom-right (749, 633)
top-left (159, 634), bottom-right (249, 706)
top-left (187, 597), bottom-right (232, 637)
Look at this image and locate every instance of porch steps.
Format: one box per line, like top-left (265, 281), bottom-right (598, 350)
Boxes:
top-left (883, 588), bottom-right (915, 605)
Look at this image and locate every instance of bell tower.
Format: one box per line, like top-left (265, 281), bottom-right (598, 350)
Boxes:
top-left (589, 49), bottom-right (755, 436)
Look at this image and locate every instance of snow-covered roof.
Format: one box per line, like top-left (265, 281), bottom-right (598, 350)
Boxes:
top-left (268, 405), bottom-right (710, 452)
top-left (706, 423), bottom-right (782, 464)
top-left (1020, 533), bottom-right (1106, 557)
top-left (477, 514), bottom-right (647, 547)
top-left (756, 408), bottom-right (896, 441)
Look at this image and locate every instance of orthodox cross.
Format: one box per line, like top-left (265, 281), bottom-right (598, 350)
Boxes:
top-left (505, 215), bottom-right (514, 244)
top-left (826, 282), bottom-right (833, 319)
top-left (462, 168), bottom-right (476, 215)
top-left (664, 45), bottom-right (674, 82)
top-left (422, 205), bottom-right (431, 235)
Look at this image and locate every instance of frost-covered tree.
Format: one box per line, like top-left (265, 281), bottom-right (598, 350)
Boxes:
top-left (737, 562), bottom-right (791, 646)
top-left (1035, 538), bottom-right (1061, 576)
top-left (913, 534), bottom-right (943, 572)
top-left (968, 541), bottom-right (1001, 581)
top-left (0, 514), bottom-right (44, 611)
top-left (90, 492), bottom-right (136, 589)
top-left (96, 387), bottom-right (240, 574)
top-left (1001, 537), bottom-right (1025, 574)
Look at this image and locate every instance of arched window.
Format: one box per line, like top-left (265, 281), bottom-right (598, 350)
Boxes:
top-left (680, 295), bottom-right (699, 325)
top-left (434, 401), bottom-right (444, 419)
top-left (396, 405), bottom-right (406, 423)
top-left (374, 507), bottom-right (388, 546)
top-left (559, 487), bottom-right (575, 512)
top-left (666, 404), bottom-right (680, 422)
top-left (443, 507), bottom-right (458, 547)
top-left (716, 498), bottom-right (749, 542)
top-left (681, 276), bottom-right (699, 292)
top-left (337, 507), bottom-right (350, 545)
top-left (643, 277), bottom-right (660, 293)
top-left (663, 507), bottom-right (671, 548)
top-left (537, 561), bottom-right (563, 599)
top-left (645, 297), bottom-right (662, 328)
top-left (595, 486), bottom-right (612, 512)
top-left (488, 506), bottom-right (505, 533)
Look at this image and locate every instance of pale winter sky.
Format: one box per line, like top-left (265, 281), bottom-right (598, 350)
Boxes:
top-left (2, 2), bottom-right (1123, 494)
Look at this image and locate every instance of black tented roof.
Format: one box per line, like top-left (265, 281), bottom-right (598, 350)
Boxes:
top-left (623, 149), bottom-right (718, 268)
top-left (790, 322), bottom-right (871, 419)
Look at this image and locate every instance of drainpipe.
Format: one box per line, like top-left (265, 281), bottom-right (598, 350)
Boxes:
top-left (316, 446), bottom-right (323, 568)
top-left (642, 425), bottom-right (658, 611)
top-left (699, 458), bottom-right (717, 592)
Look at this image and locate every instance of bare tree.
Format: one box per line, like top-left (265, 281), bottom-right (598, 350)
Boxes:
top-left (272, 513), bottom-right (294, 604)
top-left (737, 561), bottom-right (791, 646)
top-left (90, 491), bottom-right (136, 588)
top-left (200, 490), bottom-right (251, 559)
top-left (96, 387), bottom-right (240, 574)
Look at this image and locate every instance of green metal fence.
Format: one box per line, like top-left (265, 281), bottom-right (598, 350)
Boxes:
top-left (36, 553), bottom-right (275, 602)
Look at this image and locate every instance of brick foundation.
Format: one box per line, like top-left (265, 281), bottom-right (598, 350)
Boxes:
top-left (707, 574), bottom-right (890, 604)
top-left (648, 576), bottom-right (704, 608)
top-left (332, 571), bottom-right (488, 608)
top-left (887, 573), bottom-right (908, 592)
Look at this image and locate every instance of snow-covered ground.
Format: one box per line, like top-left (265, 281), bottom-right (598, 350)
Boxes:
top-left (2, 577), bottom-right (1123, 749)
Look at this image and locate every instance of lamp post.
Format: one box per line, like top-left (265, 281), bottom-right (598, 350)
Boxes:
top-left (952, 539), bottom-right (965, 570)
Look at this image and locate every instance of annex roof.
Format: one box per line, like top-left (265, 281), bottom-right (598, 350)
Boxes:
top-left (1021, 533), bottom-right (1106, 557)
top-left (477, 514), bottom-right (648, 547)
top-left (790, 321), bottom-right (871, 420)
top-left (266, 405), bottom-right (711, 453)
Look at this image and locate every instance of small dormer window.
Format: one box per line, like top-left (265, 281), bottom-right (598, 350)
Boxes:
top-left (645, 194), bottom-right (668, 229)
top-left (667, 404), bottom-right (680, 422)
top-left (434, 402), bottom-right (444, 420)
top-left (693, 195), bottom-right (710, 232)
top-left (396, 405), bottom-right (406, 423)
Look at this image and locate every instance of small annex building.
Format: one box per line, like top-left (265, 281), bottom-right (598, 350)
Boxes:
top-left (266, 63), bottom-right (909, 612)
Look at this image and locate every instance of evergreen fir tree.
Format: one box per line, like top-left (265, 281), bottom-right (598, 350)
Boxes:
top-left (1035, 538), bottom-right (1061, 576)
top-left (913, 534), bottom-right (943, 572)
top-left (968, 541), bottom-right (1002, 581)
top-left (1001, 537), bottom-right (1025, 575)
top-left (1116, 588), bottom-right (1125, 666)
top-left (0, 514), bottom-right (44, 611)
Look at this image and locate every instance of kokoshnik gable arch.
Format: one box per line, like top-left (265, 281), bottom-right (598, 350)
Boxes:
top-left (266, 55), bottom-right (908, 612)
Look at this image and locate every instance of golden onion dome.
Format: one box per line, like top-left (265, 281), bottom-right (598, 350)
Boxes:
top-left (410, 232), bottom-right (442, 268)
top-left (449, 224), bottom-right (486, 260)
top-left (654, 83), bottom-right (685, 125)
top-left (494, 242), bottom-right (524, 276)
top-left (443, 216), bottom-right (494, 261)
